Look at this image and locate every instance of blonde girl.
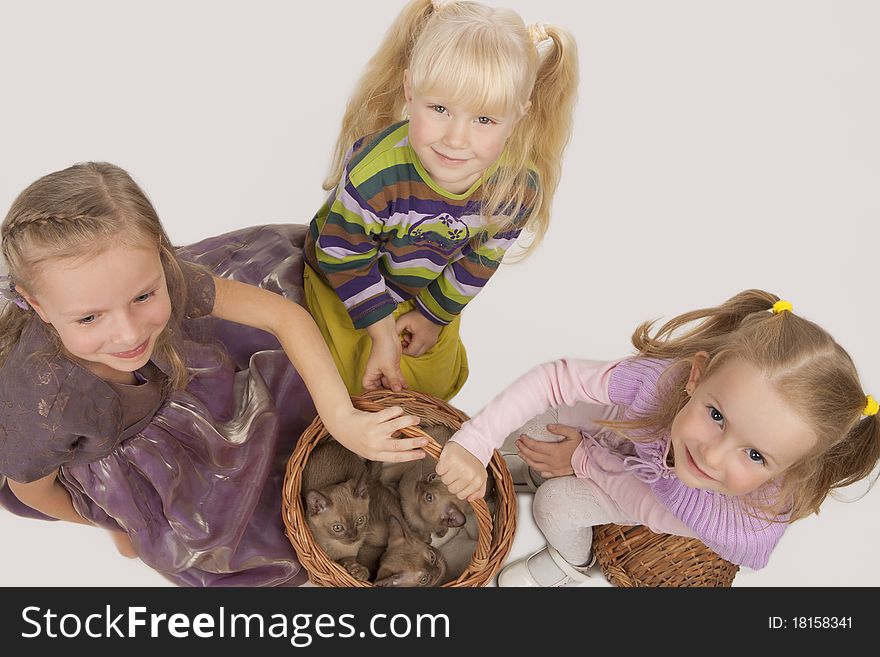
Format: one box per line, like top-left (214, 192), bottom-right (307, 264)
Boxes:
top-left (304, 0), bottom-right (578, 400)
top-left (437, 290), bottom-right (879, 585)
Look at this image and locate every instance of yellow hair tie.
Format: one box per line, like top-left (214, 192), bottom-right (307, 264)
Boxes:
top-left (771, 300), bottom-right (793, 314)
top-left (865, 395), bottom-right (879, 417)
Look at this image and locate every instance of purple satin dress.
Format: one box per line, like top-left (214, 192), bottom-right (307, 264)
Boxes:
top-left (0, 224), bottom-right (314, 586)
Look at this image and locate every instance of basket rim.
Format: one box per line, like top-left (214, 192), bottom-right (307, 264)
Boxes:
top-left (591, 523), bottom-right (740, 587)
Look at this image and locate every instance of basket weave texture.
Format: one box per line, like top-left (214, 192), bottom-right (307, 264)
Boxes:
top-left (592, 523), bottom-right (739, 587)
top-left (282, 389), bottom-right (517, 587)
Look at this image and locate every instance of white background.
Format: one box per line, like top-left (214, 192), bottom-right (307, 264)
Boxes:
top-left (0, 0), bottom-right (877, 587)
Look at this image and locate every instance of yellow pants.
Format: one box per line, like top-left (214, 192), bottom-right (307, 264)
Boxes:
top-left (303, 264), bottom-right (469, 401)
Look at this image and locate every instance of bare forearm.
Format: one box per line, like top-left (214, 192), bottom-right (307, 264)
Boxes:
top-left (212, 278), bottom-right (354, 422)
top-left (8, 476), bottom-right (90, 525)
top-left (269, 301), bottom-right (357, 430)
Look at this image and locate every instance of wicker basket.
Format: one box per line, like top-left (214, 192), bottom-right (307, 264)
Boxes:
top-left (591, 523), bottom-right (739, 587)
top-left (282, 389), bottom-right (517, 587)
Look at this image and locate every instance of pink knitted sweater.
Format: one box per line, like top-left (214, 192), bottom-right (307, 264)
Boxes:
top-left (452, 357), bottom-right (787, 569)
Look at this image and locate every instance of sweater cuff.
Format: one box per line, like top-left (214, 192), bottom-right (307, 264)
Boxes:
top-left (350, 297), bottom-right (398, 330)
top-left (414, 295), bottom-right (453, 326)
top-left (449, 432), bottom-right (493, 468)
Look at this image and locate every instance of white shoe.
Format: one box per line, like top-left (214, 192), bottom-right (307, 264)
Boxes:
top-left (501, 453), bottom-right (544, 493)
top-left (497, 545), bottom-right (595, 587)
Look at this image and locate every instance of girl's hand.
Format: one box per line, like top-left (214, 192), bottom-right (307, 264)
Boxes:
top-left (110, 530), bottom-right (138, 559)
top-left (327, 405), bottom-right (425, 462)
top-left (516, 424), bottom-right (582, 479)
top-left (364, 317), bottom-right (407, 392)
top-left (396, 310), bottom-right (442, 357)
top-left (436, 442), bottom-right (487, 501)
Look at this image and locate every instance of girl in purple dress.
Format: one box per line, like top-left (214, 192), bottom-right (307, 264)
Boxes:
top-left (0, 162), bottom-right (427, 586)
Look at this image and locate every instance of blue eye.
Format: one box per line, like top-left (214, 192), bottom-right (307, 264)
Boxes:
top-left (708, 406), bottom-right (724, 425)
top-left (78, 314), bottom-right (96, 325)
top-left (748, 449), bottom-right (766, 465)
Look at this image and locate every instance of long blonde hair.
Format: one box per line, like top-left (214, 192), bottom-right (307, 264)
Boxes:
top-left (324, 0), bottom-right (578, 253)
top-left (610, 289), bottom-right (880, 522)
top-left (0, 162), bottom-right (192, 389)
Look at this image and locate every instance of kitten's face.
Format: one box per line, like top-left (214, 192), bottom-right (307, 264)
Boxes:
top-left (413, 472), bottom-right (467, 536)
top-left (305, 481), bottom-right (370, 547)
top-left (375, 540), bottom-right (447, 587)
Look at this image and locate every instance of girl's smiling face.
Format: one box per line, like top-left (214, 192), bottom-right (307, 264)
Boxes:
top-left (20, 244), bottom-right (171, 382)
top-left (670, 356), bottom-right (817, 496)
top-left (405, 73), bottom-right (523, 195)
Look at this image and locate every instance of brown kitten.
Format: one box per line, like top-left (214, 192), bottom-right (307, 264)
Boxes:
top-left (301, 438), bottom-right (371, 581)
top-left (392, 424), bottom-right (495, 543)
top-left (355, 478), bottom-right (404, 578)
top-left (436, 512), bottom-right (479, 584)
top-left (373, 515), bottom-right (448, 587)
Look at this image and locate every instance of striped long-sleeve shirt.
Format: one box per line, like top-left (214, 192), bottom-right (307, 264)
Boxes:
top-left (304, 121), bottom-right (538, 330)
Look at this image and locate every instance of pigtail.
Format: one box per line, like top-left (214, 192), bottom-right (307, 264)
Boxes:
top-left (784, 413), bottom-right (880, 520)
top-left (632, 289), bottom-right (779, 359)
top-left (323, 0), bottom-right (435, 190)
top-left (154, 239), bottom-right (192, 391)
top-left (503, 24), bottom-right (579, 251)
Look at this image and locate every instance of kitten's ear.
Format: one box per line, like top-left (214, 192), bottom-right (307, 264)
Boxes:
top-left (306, 490), bottom-right (330, 516)
top-left (374, 574), bottom-right (402, 587)
top-left (352, 471), bottom-right (369, 499)
top-left (442, 505), bottom-right (466, 527)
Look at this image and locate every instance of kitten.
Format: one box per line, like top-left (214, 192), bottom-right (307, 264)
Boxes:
top-left (301, 438), bottom-right (371, 581)
top-left (397, 455), bottom-right (468, 543)
top-left (373, 515), bottom-right (448, 587)
top-left (390, 424), bottom-right (495, 543)
top-left (355, 477), bottom-right (404, 578)
top-left (436, 512), bottom-right (479, 584)
top-left (357, 475), bottom-right (448, 586)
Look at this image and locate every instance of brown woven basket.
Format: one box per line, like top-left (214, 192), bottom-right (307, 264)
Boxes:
top-left (282, 389), bottom-right (517, 587)
top-left (591, 523), bottom-right (739, 587)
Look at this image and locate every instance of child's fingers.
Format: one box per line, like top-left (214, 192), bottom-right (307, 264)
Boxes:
top-left (546, 423), bottom-right (581, 439)
top-left (384, 436), bottom-right (428, 452)
top-left (518, 434), bottom-right (571, 456)
top-left (516, 438), bottom-right (547, 460)
top-left (377, 448), bottom-right (427, 463)
top-left (459, 480), bottom-right (483, 501)
top-left (363, 371), bottom-right (382, 390)
top-left (374, 405), bottom-right (406, 420)
top-left (383, 367), bottom-right (406, 391)
top-left (522, 456), bottom-right (549, 472)
top-left (518, 448), bottom-right (549, 472)
top-left (374, 406), bottom-right (420, 425)
top-left (466, 483), bottom-right (487, 502)
top-left (381, 416), bottom-right (423, 437)
top-left (445, 477), bottom-right (471, 497)
top-left (438, 470), bottom-right (464, 492)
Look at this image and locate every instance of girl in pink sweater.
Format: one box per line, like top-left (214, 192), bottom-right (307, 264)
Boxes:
top-left (437, 290), bottom-right (879, 586)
